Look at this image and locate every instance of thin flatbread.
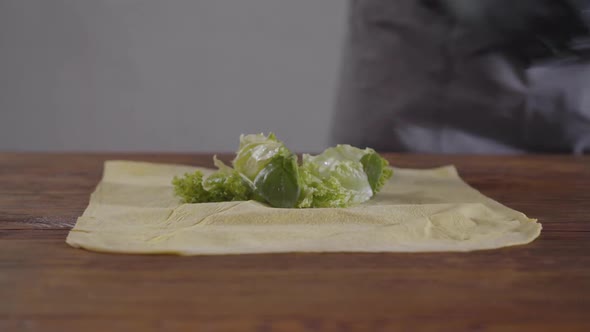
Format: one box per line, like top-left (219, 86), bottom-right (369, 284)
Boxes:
top-left (66, 161), bottom-right (541, 254)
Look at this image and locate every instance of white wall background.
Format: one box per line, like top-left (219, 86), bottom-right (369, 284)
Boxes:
top-left (0, 0), bottom-right (347, 152)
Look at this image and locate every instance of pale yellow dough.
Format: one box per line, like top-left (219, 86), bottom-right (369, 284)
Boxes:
top-left (66, 161), bottom-right (541, 255)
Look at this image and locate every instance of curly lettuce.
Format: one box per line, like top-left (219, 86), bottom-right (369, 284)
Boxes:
top-left (172, 156), bottom-right (252, 203)
top-left (172, 133), bottom-right (393, 208)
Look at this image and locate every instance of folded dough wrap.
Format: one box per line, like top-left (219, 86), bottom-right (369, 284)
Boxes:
top-left (66, 161), bottom-right (541, 254)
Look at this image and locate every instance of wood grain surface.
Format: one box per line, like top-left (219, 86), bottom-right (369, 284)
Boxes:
top-left (1, 153), bottom-right (589, 332)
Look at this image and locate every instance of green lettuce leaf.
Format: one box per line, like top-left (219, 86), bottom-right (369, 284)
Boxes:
top-left (360, 152), bottom-right (393, 193)
top-left (172, 135), bottom-right (393, 208)
top-left (232, 133), bottom-right (301, 208)
top-left (232, 133), bottom-right (292, 181)
top-left (173, 156), bottom-right (253, 203)
top-left (297, 161), bottom-right (353, 208)
top-left (172, 171), bottom-right (210, 203)
top-left (301, 145), bottom-right (373, 205)
top-left (202, 157), bottom-right (253, 201)
top-left (299, 144), bottom-right (393, 206)
top-left (253, 154), bottom-right (301, 208)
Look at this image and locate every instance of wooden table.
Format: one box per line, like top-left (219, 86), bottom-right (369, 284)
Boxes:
top-left (2, 153), bottom-right (589, 332)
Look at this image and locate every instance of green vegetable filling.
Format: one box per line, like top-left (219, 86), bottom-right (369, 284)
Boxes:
top-left (172, 133), bottom-right (393, 208)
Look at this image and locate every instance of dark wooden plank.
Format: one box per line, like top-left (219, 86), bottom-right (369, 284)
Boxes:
top-left (1, 153), bottom-right (589, 331)
top-left (1, 233), bottom-right (590, 331)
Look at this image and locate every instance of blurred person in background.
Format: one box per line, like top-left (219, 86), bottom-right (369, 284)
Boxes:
top-left (333, 0), bottom-right (590, 154)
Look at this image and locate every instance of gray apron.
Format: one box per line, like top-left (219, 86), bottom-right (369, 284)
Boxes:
top-left (332, 0), bottom-right (590, 154)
